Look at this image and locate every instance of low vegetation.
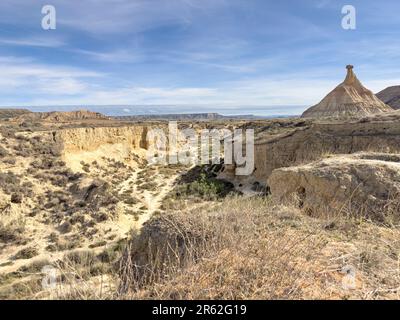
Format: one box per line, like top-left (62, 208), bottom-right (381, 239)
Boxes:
top-left (119, 196), bottom-right (400, 300)
top-left (0, 213), bottom-right (26, 244)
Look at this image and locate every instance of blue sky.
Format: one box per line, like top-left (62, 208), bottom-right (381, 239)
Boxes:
top-left (0, 0), bottom-right (399, 115)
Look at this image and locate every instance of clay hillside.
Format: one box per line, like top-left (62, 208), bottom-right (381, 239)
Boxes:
top-left (377, 86), bottom-right (400, 109)
top-left (302, 65), bottom-right (392, 118)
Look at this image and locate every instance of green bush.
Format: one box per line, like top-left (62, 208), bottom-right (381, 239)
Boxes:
top-left (174, 173), bottom-right (227, 200)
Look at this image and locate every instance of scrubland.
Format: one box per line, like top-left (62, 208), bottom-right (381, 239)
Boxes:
top-left (1, 117), bottom-right (399, 300)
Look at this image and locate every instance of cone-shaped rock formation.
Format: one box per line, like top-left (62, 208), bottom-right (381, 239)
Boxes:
top-left (302, 65), bottom-right (392, 118)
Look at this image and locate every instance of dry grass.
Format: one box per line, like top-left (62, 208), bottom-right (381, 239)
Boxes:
top-left (1, 195), bottom-right (399, 300)
top-left (0, 211), bottom-right (26, 243)
top-left (119, 197), bottom-right (324, 299)
top-left (45, 250), bottom-right (117, 300)
top-left (118, 196), bottom-right (400, 300)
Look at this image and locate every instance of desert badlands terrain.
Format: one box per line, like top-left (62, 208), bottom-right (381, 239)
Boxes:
top-left (1, 67), bottom-right (400, 300)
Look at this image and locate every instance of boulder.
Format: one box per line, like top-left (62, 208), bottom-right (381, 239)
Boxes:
top-left (268, 153), bottom-right (400, 219)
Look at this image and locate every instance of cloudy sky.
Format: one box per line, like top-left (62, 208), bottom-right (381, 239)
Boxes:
top-left (0, 0), bottom-right (399, 115)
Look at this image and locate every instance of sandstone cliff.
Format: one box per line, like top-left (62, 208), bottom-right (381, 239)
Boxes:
top-left (55, 126), bottom-right (149, 153)
top-left (53, 125), bottom-right (152, 171)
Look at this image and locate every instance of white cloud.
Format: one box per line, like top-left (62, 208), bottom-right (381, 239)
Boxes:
top-left (55, 0), bottom-right (228, 34)
top-left (1, 51), bottom-right (399, 109)
top-left (0, 55), bottom-right (103, 99)
top-left (37, 78), bottom-right (88, 95)
top-left (73, 49), bottom-right (141, 63)
top-left (0, 36), bottom-right (65, 48)
top-left (27, 73), bottom-right (400, 109)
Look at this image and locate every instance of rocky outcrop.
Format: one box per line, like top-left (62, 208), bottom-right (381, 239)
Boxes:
top-left (268, 153), bottom-right (400, 218)
top-left (302, 65), bottom-right (392, 118)
top-left (377, 86), bottom-right (400, 110)
top-left (253, 112), bottom-right (400, 182)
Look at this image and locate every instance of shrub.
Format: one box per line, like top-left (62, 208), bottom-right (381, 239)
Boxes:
top-left (123, 196), bottom-right (139, 205)
top-left (89, 240), bottom-right (107, 248)
top-left (59, 221), bottom-right (73, 233)
top-left (0, 126), bottom-right (16, 138)
top-left (0, 146), bottom-right (8, 157)
top-left (0, 214), bottom-right (26, 243)
top-left (14, 247), bottom-right (39, 260)
top-left (3, 157), bottom-right (16, 165)
top-left (138, 181), bottom-right (158, 191)
top-left (10, 193), bottom-right (23, 204)
top-left (18, 259), bottom-right (51, 273)
top-left (0, 172), bottom-right (20, 194)
top-left (65, 250), bottom-right (96, 265)
top-left (172, 173), bottom-right (230, 201)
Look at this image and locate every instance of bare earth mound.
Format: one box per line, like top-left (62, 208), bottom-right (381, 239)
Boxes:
top-left (377, 85), bottom-right (400, 110)
top-left (302, 66), bottom-right (392, 119)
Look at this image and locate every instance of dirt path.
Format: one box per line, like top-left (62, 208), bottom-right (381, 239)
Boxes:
top-left (117, 166), bottom-right (181, 227)
top-left (138, 173), bottom-right (179, 225)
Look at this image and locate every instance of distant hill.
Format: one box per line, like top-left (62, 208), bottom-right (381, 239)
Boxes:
top-left (377, 86), bottom-right (400, 109)
top-left (14, 109), bottom-right (110, 122)
top-left (0, 108), bottom-right (32, 119)
top-left (115, 113), bottom-right (260, 121)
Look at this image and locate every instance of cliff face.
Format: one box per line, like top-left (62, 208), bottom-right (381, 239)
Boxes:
top-left (55, 126), bottom-right (149, 153)
top-left (253, 112), bottom-right (400, 183)
top-left (52, 126), bottom-right (152, 171)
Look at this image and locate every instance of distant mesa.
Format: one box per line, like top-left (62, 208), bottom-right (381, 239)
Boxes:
top-left (302, 65), bottom-right (393, 119)
top-left (13, 109), bottom-right (110, 122)
top-left (376, 85), bottom-right (400, 110)
top-left (115, 113), bottom-right (259, 121)
top-left (116, 112), bottom-right (224, 121)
